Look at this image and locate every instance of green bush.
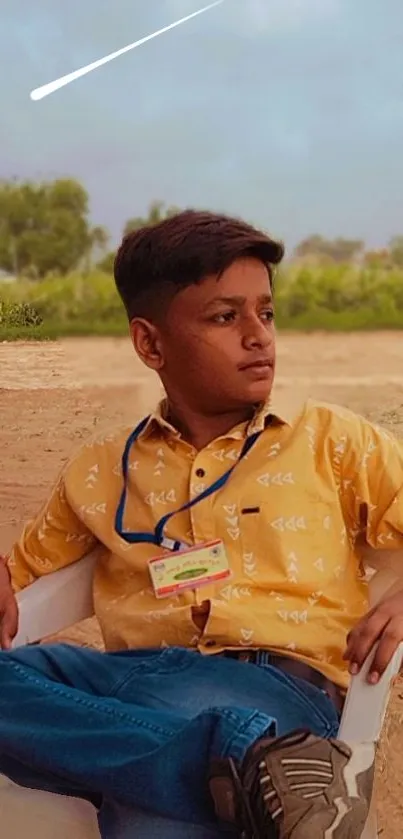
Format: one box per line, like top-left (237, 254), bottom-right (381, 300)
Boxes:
top-left (1, 264), bottom-right (403, 339)
top-left (0, 300), bottom-right (42, 327)
top-left (274, 265), bottom-right (403, 329)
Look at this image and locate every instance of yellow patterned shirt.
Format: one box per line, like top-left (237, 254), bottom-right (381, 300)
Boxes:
top-left (8, 399), bottom-right (403, 688)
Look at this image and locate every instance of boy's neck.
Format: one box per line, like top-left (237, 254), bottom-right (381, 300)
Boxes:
top-left (165, 402), bottom-right (255, 450)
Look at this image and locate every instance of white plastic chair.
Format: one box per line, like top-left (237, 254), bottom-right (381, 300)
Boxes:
top-left (1, 549), bottom-right (402, 839)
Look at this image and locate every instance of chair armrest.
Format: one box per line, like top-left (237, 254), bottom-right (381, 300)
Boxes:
top-left (338, 641), bottom-right (403, 745)
top-left (12, 552), bottom-right (97, 649)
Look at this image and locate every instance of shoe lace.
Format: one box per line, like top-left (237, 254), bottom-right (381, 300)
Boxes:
top-left (228, 756), bottom-right (280, 839)
top-left (228, 757), bottom-right (261, 839)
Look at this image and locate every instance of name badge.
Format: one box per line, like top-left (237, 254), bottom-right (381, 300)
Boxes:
top-left (148, 539), bottom-right (231, 599)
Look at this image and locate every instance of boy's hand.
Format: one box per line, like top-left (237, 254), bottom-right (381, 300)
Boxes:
top-left (0, 556), bottom-right (18, 650)
top-left (343, 590), bottom-right (403, 684)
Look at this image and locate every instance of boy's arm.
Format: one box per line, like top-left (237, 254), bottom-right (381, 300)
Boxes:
top-left (340, 415), bottom-right (403, 549)
top-left (7, 473), bottom-right (98, 593)
top-left (337, 413), bottom-right (403, 680)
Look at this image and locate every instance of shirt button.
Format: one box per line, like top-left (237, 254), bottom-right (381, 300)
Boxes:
top-left (196, 468), bottom-right (205, 478)
top-left (205, 639), bottom-right (216, 648)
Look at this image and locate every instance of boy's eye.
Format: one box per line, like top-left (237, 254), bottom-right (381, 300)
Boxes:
top-left (211, 311), bottom-right (236, 324)
top-left (210, 309), bottom-right (274, 325)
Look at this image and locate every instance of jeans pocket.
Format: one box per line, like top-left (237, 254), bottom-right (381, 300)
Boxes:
top-left (109, 647), bottom-right (198, 699)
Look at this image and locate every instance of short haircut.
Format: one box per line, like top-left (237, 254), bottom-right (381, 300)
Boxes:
top-left (114, 209), bottom-right (284, 321)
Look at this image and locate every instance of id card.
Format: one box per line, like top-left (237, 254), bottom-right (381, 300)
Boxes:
top-left (148, 539), bottom-right (231, 599)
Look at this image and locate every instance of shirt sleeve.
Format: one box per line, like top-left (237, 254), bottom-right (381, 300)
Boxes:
top-left (7, 472), bottom-right (98, 593)
top-left (337, 412), bottom-right (403, 549)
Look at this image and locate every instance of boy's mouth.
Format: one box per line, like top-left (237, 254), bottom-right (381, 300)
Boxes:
top-left (239, 358), bottom-right (273, 372)
top-left (239, 359), bottom-right (273, 380)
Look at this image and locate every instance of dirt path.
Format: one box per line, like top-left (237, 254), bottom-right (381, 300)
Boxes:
top-left (1, 333), bottom-right (403, 835)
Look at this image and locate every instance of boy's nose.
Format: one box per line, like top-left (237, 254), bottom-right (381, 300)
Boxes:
top-left (243, 323), bottom-right (273, 350)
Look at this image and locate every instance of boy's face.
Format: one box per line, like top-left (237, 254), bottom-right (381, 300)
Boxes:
top-left (133, 257), bottom-right (276, 413)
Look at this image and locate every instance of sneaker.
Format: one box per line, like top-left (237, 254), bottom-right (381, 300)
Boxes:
top-left (209, 729), bottom-right (374, 839)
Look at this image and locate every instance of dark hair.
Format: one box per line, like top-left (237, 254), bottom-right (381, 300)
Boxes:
top-left (114, 209), bottom-right (284, 321)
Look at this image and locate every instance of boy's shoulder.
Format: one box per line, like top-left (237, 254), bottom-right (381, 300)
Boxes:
top-left (299, 399), bottom-right (363, 426)
top-left (276, 397), bottom-right (363, 429)
top-left (279, 398), bottom-right (399, 452)
top-left (302, 399), bottom-right (396, 434)
top-left (276, 397), bottom-right (392, 441)
top-left (83, 424), bottom-right (135, 453)
top-left (64, 423), bottom-right (142, 478)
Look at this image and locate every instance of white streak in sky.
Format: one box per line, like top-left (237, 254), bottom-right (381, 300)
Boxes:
top-left (30, 1), bottom-right (224, 101)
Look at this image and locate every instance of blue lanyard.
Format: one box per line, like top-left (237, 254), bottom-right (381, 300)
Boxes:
top-left (115, 415), bottom-right (268, 550)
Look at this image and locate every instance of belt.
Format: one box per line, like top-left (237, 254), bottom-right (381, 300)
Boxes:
top-left (222, 649), bottom-right (345, 716)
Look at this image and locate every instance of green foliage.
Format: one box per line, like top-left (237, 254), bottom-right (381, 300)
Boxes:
top-left (95, 201), bottom-right (181, 277)
top-left (96, 251), bottom-right (115, 274)
top-left (1, 264), bottom-right (403, 340)
top-left (123, 200), bottom-right (180, 236)
top-left (0, 299), bottom-right (42, 327)
top-left (0, 174), bottom-right (402, 339)
top-left (6, 271), bottom-right (125, 325)
top-left (275, 264), bottom-right (403, 328)
top-left (0, 178), bottom-right (108, 278)
top-left (2, 175), bottom-right (403, 285)
top-left (389, 236), bottom-right (403, 269)
top-left (293, 235), bottom-right (365, 264)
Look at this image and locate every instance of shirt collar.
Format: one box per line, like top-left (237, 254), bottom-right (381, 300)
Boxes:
top-left (247, 398), bottom-right (291, 433)
top-left (137, 396), bottom-right (291, 443)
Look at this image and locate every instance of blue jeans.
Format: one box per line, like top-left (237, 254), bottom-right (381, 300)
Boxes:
top-left (0, 645), bottom-right (340, 838)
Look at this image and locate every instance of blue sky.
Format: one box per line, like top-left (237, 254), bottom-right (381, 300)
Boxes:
top-left (1, 0), bottom-right (402, 253)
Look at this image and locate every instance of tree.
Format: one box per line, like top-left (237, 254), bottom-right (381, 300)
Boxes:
top-left (96, 251), bottom-right (115, 274)
top-left (123, 200), bottom-right (180, 236)
top-left (0, 178), bottom-right (107, 278)
top-left (293, 235), bottom-right (327, 261)
top-left (294, 235), bottom-right (364, 264)
top-left (389, 236), bottom-right (403, 268)
top-left (363, 249), bottom-right (391, 269)
top-left (83, 224), bottom-right (109, 273)
top-left (95, 200), bottom-right (182, 276)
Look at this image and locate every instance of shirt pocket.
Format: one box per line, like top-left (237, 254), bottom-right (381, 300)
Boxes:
top-left (237, 490), bottom-right (340, 592)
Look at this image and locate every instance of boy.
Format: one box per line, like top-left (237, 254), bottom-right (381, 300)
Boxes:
top-left (1, 209), bottom-right (403, 839)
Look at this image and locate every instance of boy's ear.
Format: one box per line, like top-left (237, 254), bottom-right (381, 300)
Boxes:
top-left (130, 318), bottom-right (164, 370)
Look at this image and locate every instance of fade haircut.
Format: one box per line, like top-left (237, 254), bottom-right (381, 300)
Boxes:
top-left (114, 209), bottom-right (284, 321)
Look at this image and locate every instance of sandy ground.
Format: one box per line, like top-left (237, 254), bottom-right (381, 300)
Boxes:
top-left (1, 332), bottom-right (403, 835)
